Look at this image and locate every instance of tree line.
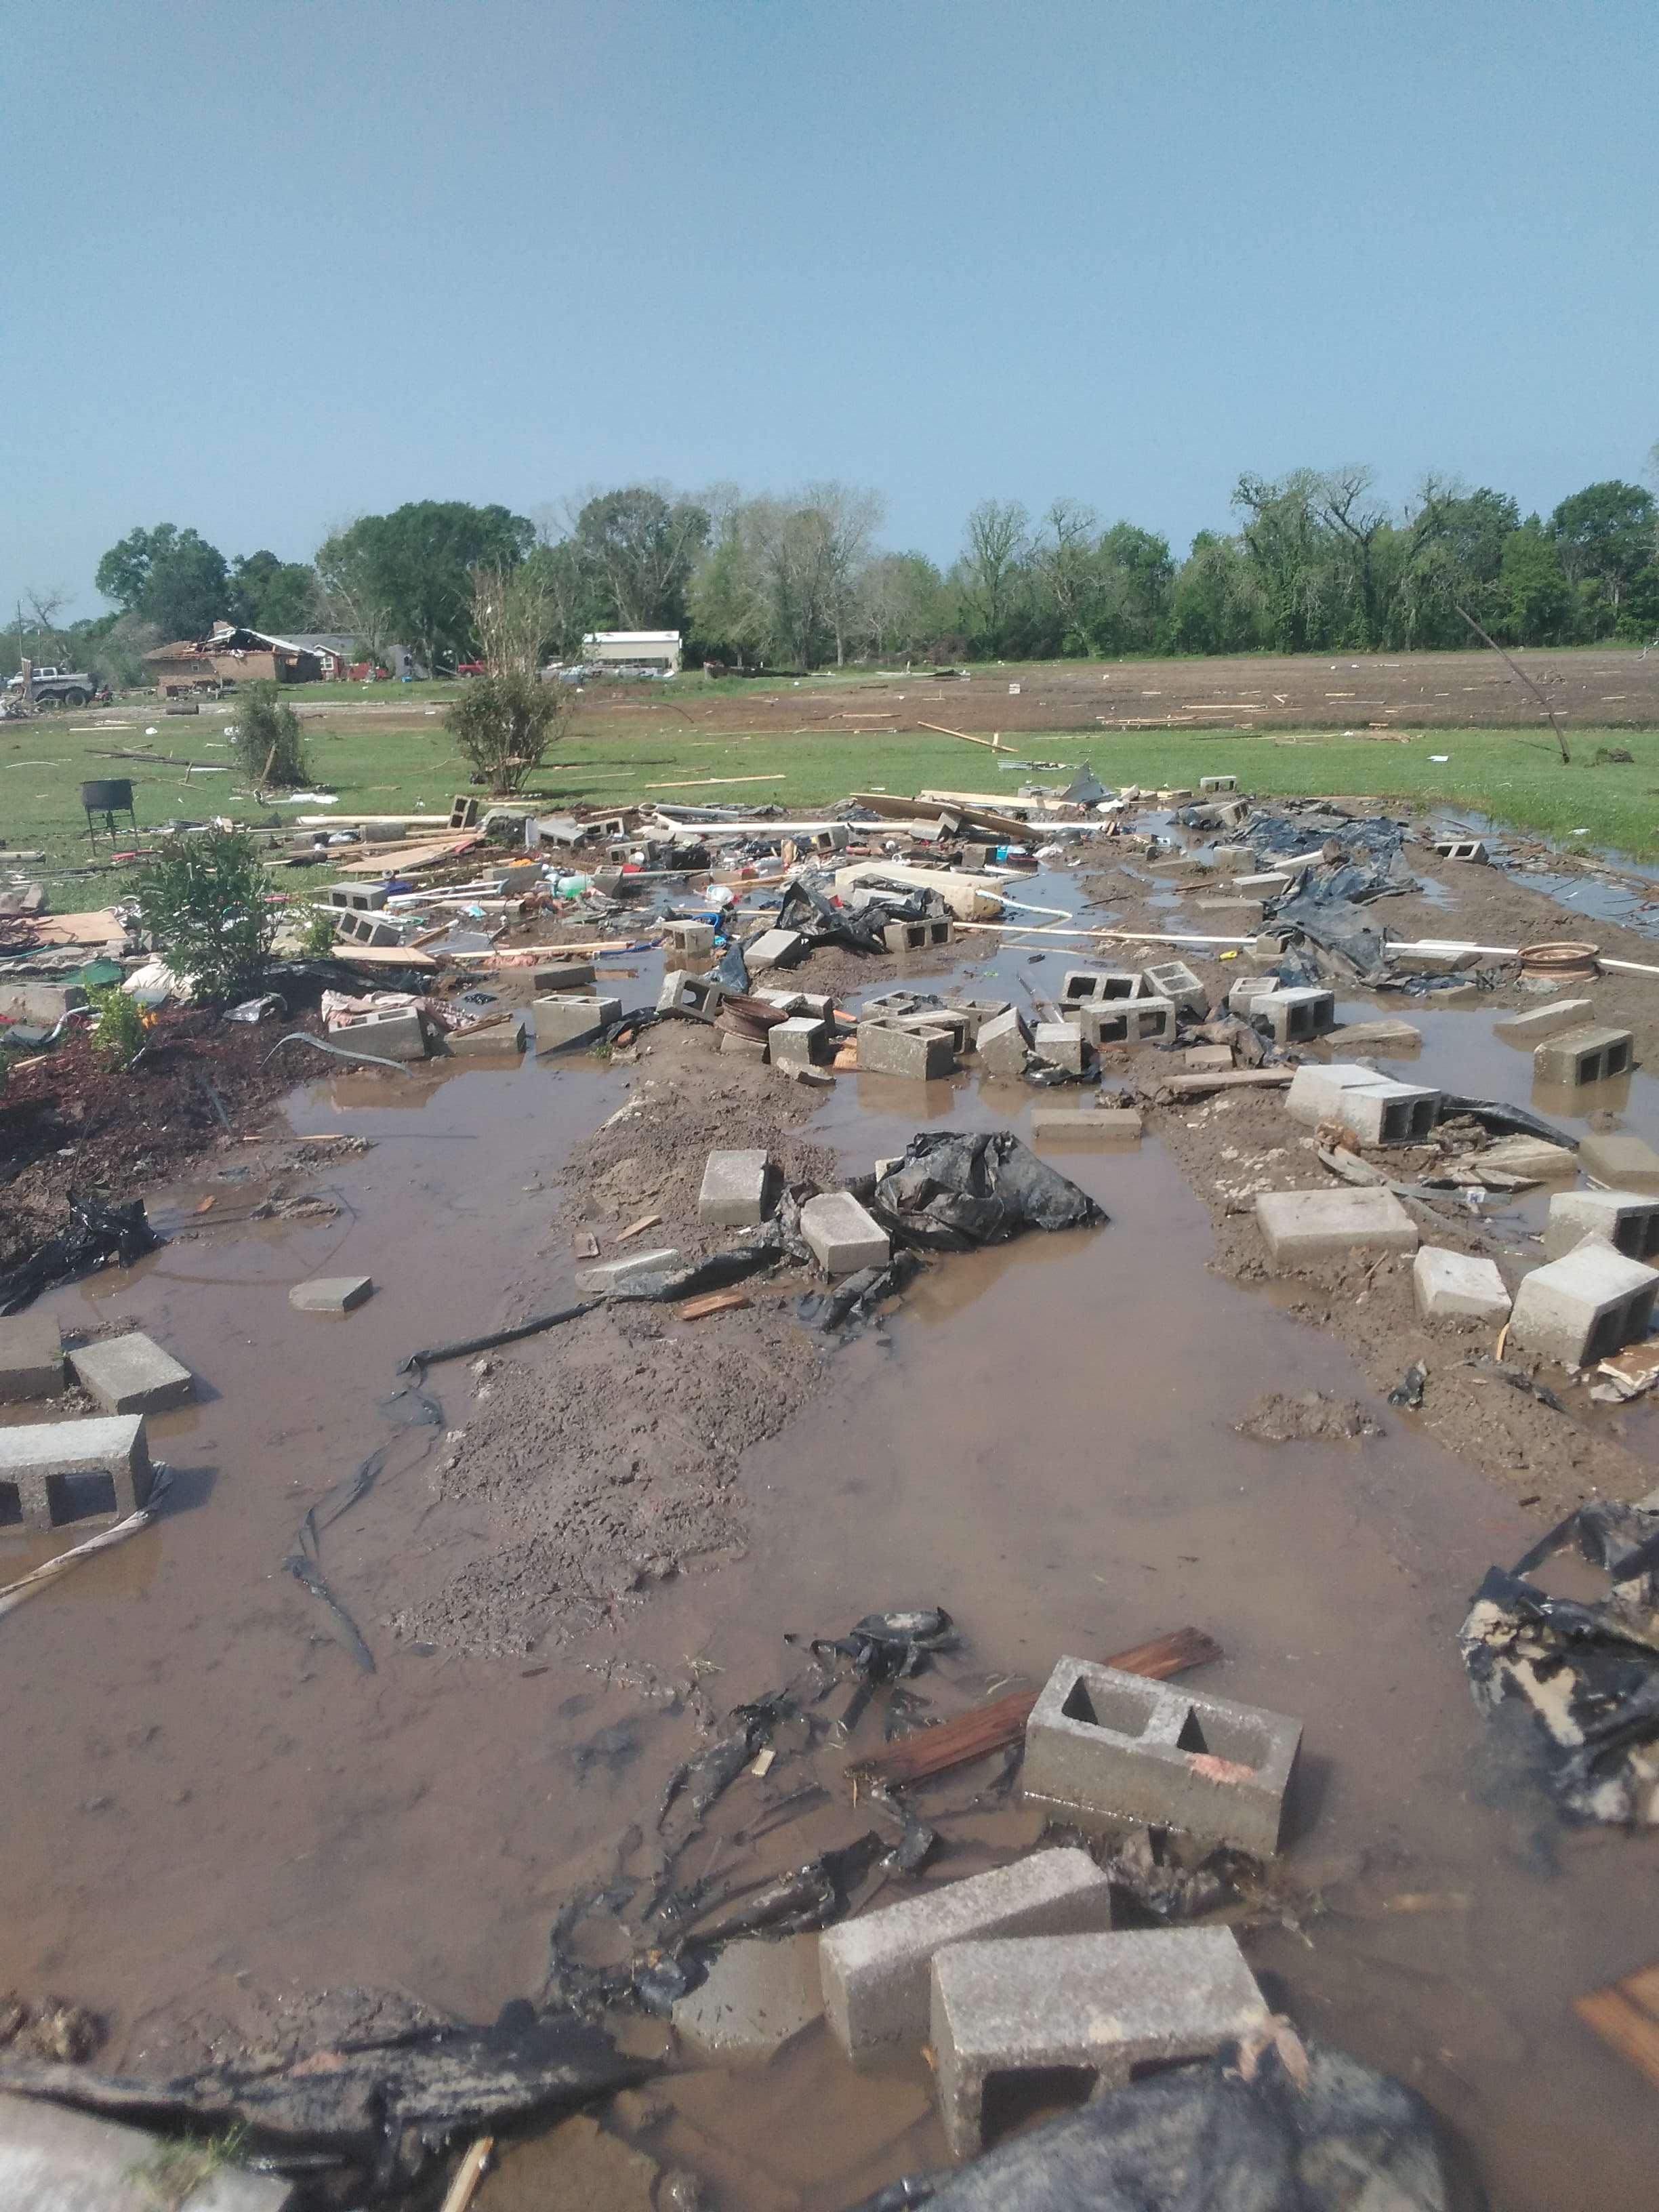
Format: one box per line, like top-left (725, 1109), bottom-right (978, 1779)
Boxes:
top-left (12, 462), bottom-right (1659, 686)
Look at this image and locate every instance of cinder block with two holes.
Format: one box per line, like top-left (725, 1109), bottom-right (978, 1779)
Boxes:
top-left (1507, 1242), bottom-right (1659, 1368)
top-left (1020, 1655), bottom-right (1300, 1855)
top-left (1061, 970), bottom-right (1143, 1004)
top-left (1542, 1188), bottom-right (1659, 1263)
top-left (1534, 1025), bottom-right (1634, 1087)
top-left (0, 1414), bottom-right (153, 1530)
top-left (930, 1927), bottom-right (1269, 2160)
top-left (1251, 985), bottom-right (1336, 1044)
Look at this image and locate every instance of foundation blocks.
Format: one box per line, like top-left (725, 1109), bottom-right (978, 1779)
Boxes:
top-left (0, 1414), bottom-right (154, 1530)
top-left (883, 918), bottom-right (954, 953)
top-left (698, 1149), bottom-right (773, 1226)
top-left (1533, 1025), bottom-right (1633, 1088)
top-left (930, 1927), bottom-right (1269, 2159)
top-left (800, 1191), bottom-right (890, 1276)
top-left (1255, 1186), bottom-right (1418, 1265)
top-left (1542, 1188), bottom-right (1659, 1263)
top-left (1021, 1655), bottom-right (1300, 1856)
top-left (1508, 1242), bottom-right (1659, 1368)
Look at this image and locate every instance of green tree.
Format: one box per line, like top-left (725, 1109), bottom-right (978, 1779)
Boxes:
top-left (571, 486), bottom-right (710, 629)
top-left (1499, 520), bottom-right (1574, 643)
top-left (957, 499), bottom-right (1030, 655)
top-left (1549, 480), bottom-right (1656, 629)
top-left (232, 680), bottom-right (311, 787)
top-left (94, 524), bottom-right (230, 638)
top-left (229, 550), bottom-right (318, 635)
top-left (447, 672), bottom-right (569, 792)
top-left (138, 827), bottom-right (274, 1002)
top-left (314, 501), bottom-right (534, 673)
top-left (1168, 532), bottom-right (1266, 654)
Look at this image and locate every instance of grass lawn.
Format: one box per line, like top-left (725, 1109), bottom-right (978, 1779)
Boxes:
top-left (3, 711), bottom-right (1656, 899)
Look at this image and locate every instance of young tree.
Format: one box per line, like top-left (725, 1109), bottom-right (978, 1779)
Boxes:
top-left (958, 500), bottom-right (1030, 654)
top-left (232, 680), bottom-right (312, 788)
top-left (445, 562), bottom-right (571, 791)
top-left (138, 827), bottom-right (274, 1002)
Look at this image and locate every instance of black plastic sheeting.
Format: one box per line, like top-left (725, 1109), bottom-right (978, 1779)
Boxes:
top-left (762, 874), bottom-right (947, 959)
top-left (842, 2029), bottom-right (1454, 2212)
top-left (0, 1195), bottom-right (163, 1315)
top-left (797, 1250), bottom-right (923, 1332)
top-left (1437, 1094), bottom-right (1577, 1150)
top-left (857, 1131), bottom-right (1107, 1251)
top-left (1460, 1499), bottom-right (1659, 1825)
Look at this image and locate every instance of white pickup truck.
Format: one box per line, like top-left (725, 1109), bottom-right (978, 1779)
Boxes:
top-left (3, 665), bottom-right (101, 708)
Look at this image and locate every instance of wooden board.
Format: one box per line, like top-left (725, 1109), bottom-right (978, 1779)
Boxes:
top-left (30, 910), bottom-right (127, 947)
top-left (337, 835), bottom-right (478, 876)
top-left (1159, 1068), bottom-right (1294, 1097)
top-left (847, 1627), bottom-right (1221, 1789)
top-left (1576, 1963), bottom-right (1659, 2090)
top-left (331, 942), bottom-right (438, 973)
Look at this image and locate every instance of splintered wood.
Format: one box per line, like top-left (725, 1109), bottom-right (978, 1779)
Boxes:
top-left (1576, 1961), bottom-right (1659, 2090)
top-left (846, 1626), bottom-right (1222, 1789)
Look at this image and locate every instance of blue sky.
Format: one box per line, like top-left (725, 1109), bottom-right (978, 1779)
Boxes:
top-left (3, 0), bottom-right (1655, 619)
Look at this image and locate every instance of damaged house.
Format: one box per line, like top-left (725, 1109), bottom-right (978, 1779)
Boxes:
top-left (144, 621), bottom-right (328, 695)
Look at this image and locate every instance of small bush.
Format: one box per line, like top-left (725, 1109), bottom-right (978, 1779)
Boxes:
top-left (447, 670), bottom-right (569, 793)
top-left (232, 680), bottom-right (312, 789)
top-left (296, 903), bottom-right (337, 957)
top-left (87, 983), bottom-right (148, 1067)
top-left (138, 827), bottom-right (275, 1004)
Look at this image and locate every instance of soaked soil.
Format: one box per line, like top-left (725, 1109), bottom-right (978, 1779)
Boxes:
top-left (1, 831), bottom-right (1658, 2211)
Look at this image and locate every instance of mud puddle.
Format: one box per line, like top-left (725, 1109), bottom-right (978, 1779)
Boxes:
top-left (1, 856), bottom-right (1657, 2209)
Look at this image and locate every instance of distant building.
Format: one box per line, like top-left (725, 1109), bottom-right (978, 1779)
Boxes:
top-left (281, 632), bottom-right (357, 678)
top-left (144, 623), bottom-right (326, 695)
top-left (582, 629), bottom-right (682, 674)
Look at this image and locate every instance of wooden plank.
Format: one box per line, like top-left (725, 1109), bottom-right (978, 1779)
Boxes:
top-left (1160, 1068), bottom-right (1294, 1098)
top-left (1575, 1974), bottom-right (1659, 2090)
top-left (331, 942), bottom-right (438, 973)
top-left (847, 1626), bottom-right (1222, 1789)
top-left (337, 834), bottom-right (478, 876)
top-left (678, 1289), bottom-right (753, 1320)
top-left (646, 773), bottom-right (788, 791)
top-left (617, 1212), bottom-right (661, 1243)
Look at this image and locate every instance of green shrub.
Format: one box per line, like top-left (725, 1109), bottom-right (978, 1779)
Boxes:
top-left (447, 670), bottom-right (569, 793)
top-left (232, 680), bottom-right (312, 789)
top-left (137, 827), bottom-right (275, 1003)
top-left (87, 983), bottom-right (148, 1067)
top-left (296, 903), bottom-right (337, 957)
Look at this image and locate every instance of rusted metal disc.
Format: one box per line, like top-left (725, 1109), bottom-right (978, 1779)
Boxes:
top-left (1519, 940), bottom-right (1601, 979)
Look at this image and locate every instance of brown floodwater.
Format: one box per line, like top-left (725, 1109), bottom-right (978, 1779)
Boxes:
top-left (1, 865), bottom-right (1656, 2212)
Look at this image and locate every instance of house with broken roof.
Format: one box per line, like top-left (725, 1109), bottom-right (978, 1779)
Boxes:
top-left (144, 623), bottom-right (328, 695)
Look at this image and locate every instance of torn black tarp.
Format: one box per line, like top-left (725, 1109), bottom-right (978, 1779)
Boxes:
top-left (841, 2026), bottom-right (1454, 2212)
top-left (0, 1196), bottom-right (164, 1315)
top-left (810, 1607), bottom-right (956, 1683)
top-left (1459, 1500), bottom-right (1659, 1824)
top-left (771, 872), bottom-right (945, 958)
top-left (0, 2011), bottom-right (646, 2203)
top-left (796, 1251), bottom-right (922, 1332)
top-left (1437, 1094), bottom-right (1576, 1149)
top-left (858, 1131), bottom-right (1107, 1250)
top-left (607, 1244), bottom-right (781, 1303)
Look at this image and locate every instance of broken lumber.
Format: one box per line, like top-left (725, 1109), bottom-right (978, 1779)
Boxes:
top-left (852, 790), bottom-right (1031, 842)
top-left (918, 720), bottom-right (1001, 751)
top-left (846, 1626), bottom-right (1221, 1789)
top-left (1576, 1962), bottom-right (1659, 2090)
top-left (646, 773), bottom-right (788, 790)
top-left (678, 1290), bottom-right (754, 1320)
top-left (1159, 1068), bottom-right (1294, 1097)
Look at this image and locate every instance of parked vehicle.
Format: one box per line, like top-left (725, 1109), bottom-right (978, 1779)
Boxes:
top-left (5, 665), bottom-right (100, 708)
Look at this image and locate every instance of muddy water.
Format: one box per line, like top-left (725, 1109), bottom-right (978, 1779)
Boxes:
top-left (1, 867), bottom-right (1657, 2211)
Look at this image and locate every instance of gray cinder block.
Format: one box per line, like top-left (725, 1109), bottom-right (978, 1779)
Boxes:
top-left (532, 994), bottom-right (621, 1047)
top-left (1330, 1078), bottom-right (1440, 1146)
top-left (1412, 1246), bottom-right (1511, 1323)
top-left (858, 1021), bottom-right (954, 1080)
top-left (0, 1314), bottom-right (66, 1403)
top-left (1031, 1108), bottom-right (1142, 1142)
top-left (819, 1845), bottom-right (1114, 2063)
top-left (447, 1017), bottom-right (527, 1055)
top-left (68, 1332), bottom-right (194, 1415)
top-left (1255, 1186), bottom-right (1418, 1265)
top-left (661, 920), bottom-right (716, 962)
top-left (327, 1006), bottom-right (428, 1061)
top-left (0, 2089), bottom-right (295, 2211)
top-left (930, 1928), bottom-right (1269, 2160)
top-left (659, 971), bottom-right (726, 1018)
top-left (672, 1933), bottom-right (823, 2059)
top-left (0, 1414), bottom-right (153, 1529)
top-left (1021, 1656), bottom-right (1300, 1854)
top-left (800, 1191), bottom-right (889, 1276)
top-left (1199, 775), bottom-right (1237, 793)
top-left (1534, 1025), bottom-right (1634, 1087)
top-left (1252, 985), bottom-right (1336, 1044)
top-left (1508, 1242), bottom-right (1659, 1368)
top-left (289, 1276), bottom-right (375, 1313)
top-left (768, 1015), bottom-right (829, 1067)
top-left (883, 918), bottom-right (954, 952)
top-left (1578, 1132), bottom-right (1659, 1190)
top-left (745, 928), bottom-right (808, 971)
top-left (976, 1006), bottom-right (1031, 1076)
top-left (720, 1031), bottom-right (766, 1061)
top-left (533, 957), bottom-right (596, 991)
top-left (326, 883), bottom-right (386, 912)
top-left (1543, 1187), bottom-right (1659, 1263)
top-left (1032, 1022), bottom-right (1085, 1075)
top-left (941, 995), bottom-right (1012, 1044)
top-left (699, 1149), bottom-right (772, 1225)
top-left (1141, 959), bottom-right (1208, 1017)
top-left (1284, 1061), bottom-right (1389, 1126)
top-left (1061, 970), bottom-right (1143, 1004)
top-left (1492, 998), bottom-right (1594, 1045)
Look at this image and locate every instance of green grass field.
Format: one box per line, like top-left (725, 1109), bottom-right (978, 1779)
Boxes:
top-left (5, 709), bottom-right (1657, 896)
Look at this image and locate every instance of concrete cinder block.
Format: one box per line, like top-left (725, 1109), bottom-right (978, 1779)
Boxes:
top-left (1284, 1061), bottom-right (1389, 1126)
top-left (533, 957), bottom-right (596, 993)
top-left (1199, 775), bottom-right (1238, 794)
top-left (1543, 1187), bottom-right (1659, 1263)
top-left (1033, 1022), bottom-right (1085, 1075)
top-left (1330, 1078), bottom-right (1440, 1146)
top-left (0, 2089), bottom-right (297, 2211)
top-left (745, 928), bottom-right (808, 971)
top-left (819, 1846), bottom-right (1115, 2063)
top-left (1534, 1025), bottom-right (1634, 1087)
top-left (889, 1007), bottom-right (971, 1052)
top-left (1579, 1132), bottom-right (1659, 1190)
top-left (768, 1015), bottom-right (829, 1068)
top-left (575, 1247), bottom-right (683, 1291)
top-left (976, 1006), bottom-right (1031, 1076)
top-left (0, 981), bottom-right (85, 1027)
top-left (800, 1191), bottom-right (890, 1276)
top-left (1252, 985), bottom-right (1336, 1044)
top-left (68, 1332), bottom-right (193, 1415)
top-left (532, 994), bottom-right (621, 1047)
top-left (446, 1016), bottom-right (527, 1055)
top-left (1021, 1656), bottom-right (1300, 1855)
top-left (658, 971), bottom-right (726, 1018)
top-left (289, 1275), bottom-right (374, 1313)
top-left (1430, 836), bottom-right (1490, 862)
top-left (1412, 1246), bottom-right (1512, 1324)
top-left (328, 1005), bottom-right (428, 1061)
top-left (930, 1929), bottom-right (1269, 2160)
top-left (1061, 970), bottom-right (1143, 1004)
top-left (0, 1414), bottom-right (152, 1530)
top-left (756, 989), bottom-right (834, 1019)
top-left (1031, 1108), bottom-right (1142, 1143)
top-left (719, 1030), bottom-right (766, 1061)
top-left (672, 1933), bottom-right (823, 2060)
top-left (1508, 1242), bottom-right (1659, 1368)
top-left (941, 995), bottom-right (1013, 1044)
top-left (661, 920), bottom-right (716, 962)
top-left (331, 908), bottom-right (409, 947)
top-left (883, 918), bottom-right (954, 953)
top-left (326, 882), bottom-right (387, 912)
top-left (1141, 959), bottom-right (1208, 1017)
top-left (1338, 1018), bottom-right (1423, 1052)
top-left (699, 1149), bottom-right (772, 1226)
top-left (0, 1314), bottom-right (65, 1403)
top-left (1255, 1186), bottom-right (1419, 1265)
top-left (1493, 998), bottom-right (1594, 1045)
top-left (858, 1021), bottom-right (954, 1080)
top-left (1181, 1044), bottom-right (1234, 1073)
